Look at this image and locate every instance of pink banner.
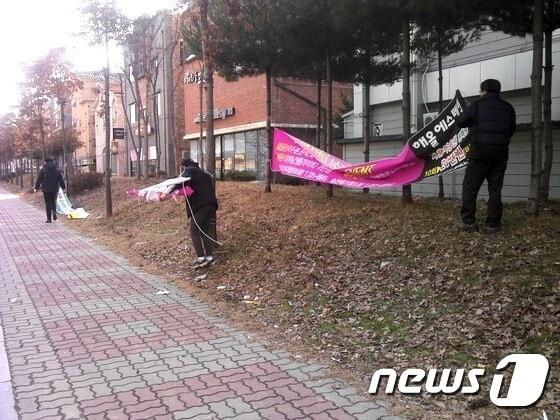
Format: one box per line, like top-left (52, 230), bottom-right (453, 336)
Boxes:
top-left (272, 91), bottom-right (469, 188)
top-left (271, 129), bottom-right (425, 188)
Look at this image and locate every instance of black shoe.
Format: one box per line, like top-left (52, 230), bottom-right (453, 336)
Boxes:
top-left (53, 214), bottom-right (57, 221)
top-left (45, 220), bottom-right (52, 223)
top-left (459, 222), bottom-right (477, 232)
top-left (482, 225), bottom-right (501, 234)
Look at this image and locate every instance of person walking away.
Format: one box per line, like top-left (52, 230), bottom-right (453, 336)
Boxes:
top-left (457, 79), bottom-right (516, 233)
top-left (34, 158), bottom-right (66, 223)
top-left (179, 159), bottom-right (218, 268)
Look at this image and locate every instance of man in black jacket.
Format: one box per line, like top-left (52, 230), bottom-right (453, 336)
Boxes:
top-left (179, 159), bottom-right (218, 268)
top-left (34, 158), bottom-right (66, 223)
top-left (457, 79), bottom-right (516, 233)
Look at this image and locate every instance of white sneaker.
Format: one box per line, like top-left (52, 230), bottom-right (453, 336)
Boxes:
top-left (205, 255), bottom-right (216, 266)
top-left (192, 257), bottom-right (208, 269)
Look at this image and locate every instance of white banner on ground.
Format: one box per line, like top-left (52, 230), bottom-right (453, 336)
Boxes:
top-left (56, 188), bottom-right (89, 219)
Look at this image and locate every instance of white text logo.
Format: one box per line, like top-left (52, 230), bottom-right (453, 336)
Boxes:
top-left (368, 354), bottom-right (549, 408)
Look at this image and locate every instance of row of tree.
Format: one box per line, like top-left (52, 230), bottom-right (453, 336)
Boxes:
top-left (0, 48), bottom-right (82, 189)
top-left (1, 0), bottom-right (557, 217)
top-left (0, 1), bottom-right (181, 217)
top-left (181, 0), bottom-right (558, 214)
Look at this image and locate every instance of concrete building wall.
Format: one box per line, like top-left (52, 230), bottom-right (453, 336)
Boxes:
top-left (342, 29), bottom-right (560, 201)
top-left (343, 129), bottom-right (560, 202)
top-left (123, 11), bottom-right (175, 176)
top-left (95, 87), bottom-right (125, 176)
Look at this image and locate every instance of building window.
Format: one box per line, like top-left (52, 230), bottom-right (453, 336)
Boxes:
top-left (156, 92), bottom-right (162, 116)
top-left (129, 103), bottom-right (137, 124)
top-left (190, 140), bottom-right (198, 162)
top-left (223, 134), bottom-right (234, 172)
top-left (257, 129), bottom-right (268, 180)
top-left (189, 129), bottom-right (267, 180)
top-left (215, 135), bottom-right (222, 175)
top-left (234, 132), bottom-right (245, 172)
top-left (245, 131), bottom-right (257, 172)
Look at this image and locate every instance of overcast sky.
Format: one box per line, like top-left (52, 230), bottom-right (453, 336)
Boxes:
top-left (0, 0), bottom-right (178, 115)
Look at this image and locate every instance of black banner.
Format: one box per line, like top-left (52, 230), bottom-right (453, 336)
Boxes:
top-left (408, 90), bottom-right (471, 179)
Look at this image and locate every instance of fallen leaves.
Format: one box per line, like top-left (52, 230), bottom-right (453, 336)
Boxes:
top-left (39, 179), bottom-right (559, 419)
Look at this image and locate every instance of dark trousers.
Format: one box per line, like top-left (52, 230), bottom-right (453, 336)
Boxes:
top-left (43, 192), bottom-right (57, 222)
top-left (190, 204), bottom-right (217, 258)
top-left (461, 159), bottom-right (508, 227)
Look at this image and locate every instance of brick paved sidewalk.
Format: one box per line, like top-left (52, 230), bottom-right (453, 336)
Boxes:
top-left (0, 188), bottom-right (401, 420)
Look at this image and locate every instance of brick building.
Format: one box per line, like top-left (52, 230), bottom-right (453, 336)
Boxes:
top-left (71, 72), bottom-right (107, 172)
top-left (182, 58), bottom-right (352, 180)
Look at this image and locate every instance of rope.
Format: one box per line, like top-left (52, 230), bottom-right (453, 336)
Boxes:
top-left (182, 179), bottom-right (223, 247)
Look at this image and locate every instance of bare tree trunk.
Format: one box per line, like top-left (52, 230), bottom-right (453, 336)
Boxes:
top-left (541, 27), bottom-right (553, 201)
top-left (437, 39), bottom-right (444, 199)
top-left (104, 38), bottom-right (113, 217)
top-left (201, 0), bottom-right (215, 178)
top-left (38, 105), bottom-right (46, 161)
top-left (160, 28), bottom-right (174, 175)
top-left (137, 110), bottom-right (142, 179)
top-left (19, 158), bottom-right (23, 188)
top-left (315, 78), bottom-right (323, 187)
top-left (29, 136), bottom-right (34, 188)
top-left (527, 0), bottom-right (544, 215)
top-left (265, 68), bottom-right (273, 193)
top-left (326, 50), bottom-right (333, 198)
top-left (199, 71), bottom-right (205, 170)
top-left (60, 99), bottom-right (68, 185)
top-left (131, 76), bottom-right (149, 179)
top-left (401, 18), bottom-right (413, 204)
top-left (120, 75), bottom-right (136, 177)
top-left (123, 71), bottom-right (142, 178)
top-left (363, 82), bottom-right (370, 194)
top-left (153, 90), bottom-right (161, 175)
top-left (205, 67), bottom-right (215, 177)
top-left (142, 121), bottom-right (149, 178)
top-left (316, 78), bottom-right (322, 149)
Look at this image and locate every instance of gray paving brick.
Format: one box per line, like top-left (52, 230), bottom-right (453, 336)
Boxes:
top-left (224, 398), bottom-right (253, 415)
top-left (345, 401), bottom-right (384, 415)
top-left (209, 400), bottom-right (236, 417)
top-left (90, 382), bottom-right (114, 397)
top-left (354, 407), bottom-right (390, 419)
top-left (173, 406), bottom-right (212, 419)
top-left (228, 413), bottom-right (261, 420)
top-left (73, 386), bottom-right (95, 402)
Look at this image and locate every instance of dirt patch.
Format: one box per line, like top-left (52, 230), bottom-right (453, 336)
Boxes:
top-left (5, 178), bottom-right (559, 419)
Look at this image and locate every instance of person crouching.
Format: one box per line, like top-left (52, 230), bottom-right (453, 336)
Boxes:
top-left (179, 159), bottom-right (218, 268)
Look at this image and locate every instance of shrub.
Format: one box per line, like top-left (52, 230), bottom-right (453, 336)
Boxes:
top-left (0, 173), bottom-right (16, 182)
top-left (224, 170), bottom-right (257, 182)
top-left (68, 172), bottom-right (104, 195)
top-left (273, 174), bottom-right (306, 186)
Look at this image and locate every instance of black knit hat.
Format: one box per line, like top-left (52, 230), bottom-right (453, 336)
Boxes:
top-left (181, 158), bottom-right (198, 168)
top-left (480, 79), bottom-right (501, 93)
